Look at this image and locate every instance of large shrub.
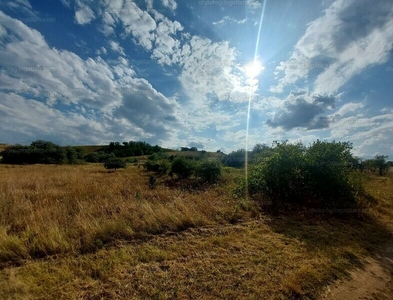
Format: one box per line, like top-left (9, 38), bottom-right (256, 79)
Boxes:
top-left (103, 158), bottom-right (126, 170)
top-left (248, 142), bottom-right (306, 204)
top-left (84, 152), bottom-right (116, 163)
top-left (144, 159), bottom-right (171, 175)
top-left (197, 161), bottom-right (222, 183)
top-left (170, 157), bottom-right (196, 179)
top-left (246, 140), bottom-right (361, 209)
top-left (303, 140), bottom-right (357, 207)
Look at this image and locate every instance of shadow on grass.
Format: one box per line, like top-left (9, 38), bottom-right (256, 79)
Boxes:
top-left (266, 208), bottom-right (393, 299)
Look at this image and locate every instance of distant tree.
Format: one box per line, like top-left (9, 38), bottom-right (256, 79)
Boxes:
top-left (221, 149), bottom-right (247, 168)
top-left (1, 140), bottom-right (65, 164)
top-left (103, 158), bottom-right (126, 170)
top-left (103, 141), bottom-right (162, 157)
top-left (374, 155), bottom-right (389, 176)
top-left (65, 147), bottom-right (78, 164)
top-left (252, 144), bottom-right (274, 162)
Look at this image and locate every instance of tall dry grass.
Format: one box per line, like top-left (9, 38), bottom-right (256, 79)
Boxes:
top-left (0, 164), bottom-right (244, 264)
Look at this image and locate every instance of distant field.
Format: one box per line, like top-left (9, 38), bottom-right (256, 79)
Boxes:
top-left (0, 164), bottom-right (392, 299)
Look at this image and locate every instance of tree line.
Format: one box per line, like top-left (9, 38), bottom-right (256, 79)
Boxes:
top-left (0, 140), bottom-right (163, 165)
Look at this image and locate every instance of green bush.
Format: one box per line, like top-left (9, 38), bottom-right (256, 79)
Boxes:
top-left (221, 149), bottom-right (246, 168)
top-left (197, 161), bottom-right (222, 183)
top-left (157, 159), bottom-right (171, 174)
top-left (144, 160), bottom-right (160, 172)
top-left (245, 140), bottom-right (361, 209)
top-left (1, 141), bottom-right (65, 164)
top-left (103, 158), bottom-right (126, 170)
top-left (170, 157), bottom-right (196, 179)
top-left (84, 152), bottom-right (116, 163)
top-left (248, 142), bottom-right (306, 205)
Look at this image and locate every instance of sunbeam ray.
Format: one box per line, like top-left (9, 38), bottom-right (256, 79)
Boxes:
top-left (245, 0), bottom-right (268, 199)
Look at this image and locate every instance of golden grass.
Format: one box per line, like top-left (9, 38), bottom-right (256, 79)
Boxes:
top-left (0, 164), bottom-right (392, 299)
top-left (0, 164), bottom-right (246, 265)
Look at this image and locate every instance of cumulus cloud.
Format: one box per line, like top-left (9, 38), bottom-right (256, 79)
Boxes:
top-left (109, 40), bottom-right (125, 55)
top-left (113, 77), bottom-right (183, 143)
top-left (271, 0), bottom-right (393, 94)
top-left (0, 11), bottom-right (183, 146)
top-left (75, 5), bottom-right (95, 24)
top-left (161, 0), bottom-right (177, 11)
top-left (0, 92), bottom-right (112, 145)
top-left (266, 90), bottom-right (337, 130)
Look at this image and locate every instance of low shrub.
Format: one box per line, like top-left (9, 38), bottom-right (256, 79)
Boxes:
top-left (103, 158), bottom-right (126, 170)
top-left (170, 157), bottom-right (196, 179)
top-left (197, 161), bottom-right (222, 183)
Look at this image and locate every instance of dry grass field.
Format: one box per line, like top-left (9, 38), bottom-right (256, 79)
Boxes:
top-left (0, 164), bottom-right (392, 299)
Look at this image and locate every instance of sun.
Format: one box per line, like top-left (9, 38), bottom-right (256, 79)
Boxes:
top-left (244, 60), bottom-right (264, 79)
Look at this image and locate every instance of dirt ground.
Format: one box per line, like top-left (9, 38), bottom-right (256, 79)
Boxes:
top-left (320, 241), bottom-right (393, 299)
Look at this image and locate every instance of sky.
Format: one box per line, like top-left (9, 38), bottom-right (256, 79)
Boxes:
top-left (0, 0), bottom-right (392, 158)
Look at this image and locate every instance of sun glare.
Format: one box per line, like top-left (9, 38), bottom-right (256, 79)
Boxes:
top-left (244, 60), bottom-right (264, 79)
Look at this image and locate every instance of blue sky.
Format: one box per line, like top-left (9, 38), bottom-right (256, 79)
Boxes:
top-left (0, 0), bottom-right (392, 158)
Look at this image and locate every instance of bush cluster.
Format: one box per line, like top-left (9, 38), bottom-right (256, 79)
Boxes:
top-left (84, 152), bottom-right (116, 163)
top-left (103, 141), bottom-right (163, 157)
top-left (144, 154), bottom-right (222, 183)
top-left (103, 158), bottom-right (126, 170)
top-left (245, 140), bottom-right (363, 209)
top-left (0, 141), bottom-right (83, 164)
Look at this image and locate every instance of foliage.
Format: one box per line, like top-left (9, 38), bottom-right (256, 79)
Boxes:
top-left (144, 159), bottom-right (171, 175)
top-left (102, 141), bottom-right (163, 157)
top-left (84, 152), bottom-right (116, 163)
top-left (197, 161), bottom-right (222, 183)
top-left (170, 157), bottom-right (196, 179)
top-left (251, 143), bottom-right (274, 163)
top-left (1, 140), bottom-right (65, 164)
top-left (125, 157), bottom-right (139, 164)
top-left (245, 140), bottom-right (362, 209)
top-left (180, 147), bottom-right (198, 151)
top-left (103, 158), bottom-right (126, 170)
top-left (64, 147), bottom-right (84, 164)
top-left (361, 155), bottom-right (390, 176)
top-left (221, 149), bottom-right (247, 168)
top-left (373, 155), bottom-right (389, 176)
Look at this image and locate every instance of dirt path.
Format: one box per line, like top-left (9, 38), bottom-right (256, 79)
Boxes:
top-left (320, 242), bottom-right (393, 300)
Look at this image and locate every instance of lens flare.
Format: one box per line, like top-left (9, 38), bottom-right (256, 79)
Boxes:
top-left (245, 0), bottom-right (268, 199)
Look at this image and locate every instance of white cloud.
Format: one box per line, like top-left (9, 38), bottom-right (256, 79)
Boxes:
top-left (271, 0), bottom-right (393, 94)
top-left (0, 11), bottom-right (184, 145)
top-left (0, 92), bottom-right (111, 145)
top-left (96, 46), bottom-right (107, 55)
top-left (109, 40), bottom-right (125, 55)
top-left (161, 0), bottom-right (177, 11)
top-left (60, 0), bottom-right (71, 8)
top-left (145, 0), bottom-right (153, 10)
top-left (75, 5), bottom-right (95, 24)
top-left (213, 16), bottom-right (247, 26)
